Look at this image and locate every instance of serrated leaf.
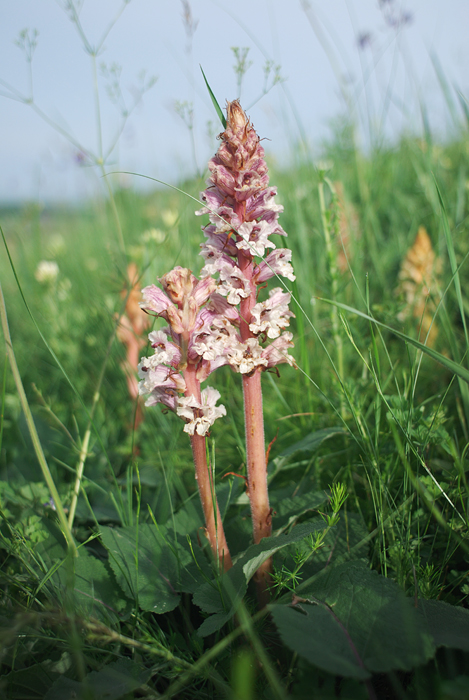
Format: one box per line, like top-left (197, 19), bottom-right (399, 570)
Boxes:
top-left (193, 520), bottom-right (326, 636)
top-left (417, 599), bottom-right (469, 652)
top-left (101, 524), bottom-right (180, 614)
top-left (270, 604), bottom-right (369, 679)
top-left (35, 536), bottom-right (129, 620)
top-left (278, 512), bottom-right (369, 578)
top-left (271, 486), bottom-right (327, 531)
top-left (278, 427), bottom-right (345, 459)
top-left (271, 561), bottom-right (434, 678)
top-left (4, 664), bottom-right (59, 699)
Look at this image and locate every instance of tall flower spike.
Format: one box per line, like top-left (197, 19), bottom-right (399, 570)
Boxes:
top-left (197, 101), bottom-right (296, 602)
top-left (139, 266), bottom-right (232, 571)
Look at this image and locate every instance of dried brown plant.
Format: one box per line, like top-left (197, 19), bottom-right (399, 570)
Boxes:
top-left (396, 227), bottom-right (441, 346)
top-left (334, 181), bottom-right (360, 273)
top-left (116, 263), bottom-right (152, 428)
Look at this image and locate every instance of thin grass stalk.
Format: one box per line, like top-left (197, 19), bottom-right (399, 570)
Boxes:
top-left (318, 176), bottom-right (345, 417)
top-left (68, 309), bottom-right (125, 529)
top-left (0, 282), bottom-right (76, 556)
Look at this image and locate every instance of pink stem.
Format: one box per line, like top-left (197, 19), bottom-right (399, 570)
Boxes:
top-left (238, 249), bottom-right (272, 601)
top-left (183, 364), bottom-right (232, 572)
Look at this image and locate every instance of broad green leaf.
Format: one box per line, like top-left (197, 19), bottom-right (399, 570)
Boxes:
top-left (278, 427), bottom-right (346, 459)
top-left (271, 561), bottom-right (434, 677)
top-left (101, 524), bottom-right (181, 614)
top-left (35, 535), bottom-right (129, 620)
top-left (278, 513), bottom-right (369, 578)
top-left (270, 604), bottom-right (369, 679)
top-left (44, 658), bottom-right (151, 700)
top-left (319, 299), bottom-right (469, 385)
top-left (271, 486), bottom-right (327, 532)
top-left (193, 520), bottom-right (326, 636)
top-left (4, 664), bottom-right (59, 699)
top-left (417, 599), bottom-right (469, 652)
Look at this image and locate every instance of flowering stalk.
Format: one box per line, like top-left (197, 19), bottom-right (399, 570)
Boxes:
top-left (196, 101), bottom-right (296, 596)
top-left (138, 267), bottom-right (232, 571)
top-left (116, 263), bottom-right (152, 430)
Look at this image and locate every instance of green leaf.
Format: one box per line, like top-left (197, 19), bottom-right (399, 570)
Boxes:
top-left (271, 486), bottom-right (327, 531)
top-left (44, 659), bottom-right (151, 700)
top-left (101, 524), bottom-right (181, 614)
top-left (270, 604), bottom-right (369, 679)
top-left (417, 599), bottom-right (469, 652)
top-left (278, 513), bottom-right (369, 578)
top-left (319, 299), bottom-right (469, 385)
top-left (35, 536), bottom-right (129, 620)
top-left (4, 664), bottom-right (59, 700)
top-left (271, 561), bottom-right (435, 678)
top-left (193, 520), bottom-right (326, 636)
top-left (200, 65), bottom-right (226, 128)
top-left (278, 427), bottom-right (346, 459)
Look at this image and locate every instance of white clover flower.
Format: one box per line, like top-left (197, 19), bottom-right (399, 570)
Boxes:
top-left (142, 228), bottom-right (166, 244)
top-left (35, 261), bottom-right (59, 284)
top-left (47, 233), bottom-right (66, 257)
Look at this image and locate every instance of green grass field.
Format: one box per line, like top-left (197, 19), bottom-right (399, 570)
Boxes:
top-left (2, 67), bottom-right (469, 700)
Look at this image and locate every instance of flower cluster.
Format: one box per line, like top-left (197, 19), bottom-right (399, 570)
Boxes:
top-left (138, 102), bottom-right (297, 435)
top-left (196, 99), bottom-right (296, 371)
top-left (137, 266), bottom-right (228, 436)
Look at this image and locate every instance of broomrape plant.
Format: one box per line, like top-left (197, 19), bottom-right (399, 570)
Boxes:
top-left (138, 100), bottom-right (296, 592)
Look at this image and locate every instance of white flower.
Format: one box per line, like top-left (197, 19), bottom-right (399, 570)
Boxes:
top-left (249, 288), bottom-right (294, 339)
top-left (217, 264), bottom-right (251, 305)
top-left (35, 260), bottom-right (59, 284)
top-left (227, 337), bottom-right (268, 374)
top-left (236, 220), bottom-right (276, 258)
top-left (176, 387), bottom-right (226, 436)
top-left (254, 249), bottom-right (296, 283)
top-left (142, 228), bottom-right (166, 244)
top-left (147, 330), bottom-right (181, 366)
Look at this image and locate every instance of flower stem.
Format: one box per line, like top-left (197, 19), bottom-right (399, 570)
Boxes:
top-left (238, 251), bottom-right (272, 601)
top-left (183, 365), bottom-right (232, 571)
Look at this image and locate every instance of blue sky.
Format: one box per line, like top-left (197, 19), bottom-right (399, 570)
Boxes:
top-left (1, 0), bottom-right (468, 202)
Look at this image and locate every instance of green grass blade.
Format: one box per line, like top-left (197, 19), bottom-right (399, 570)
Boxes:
top-left (200, 65), bottom-right (227, 128)
top-left (0, 282), bottom-right (76, 555)
top-left (318, 298), bottom-right (469, 385)
top-left (456, 89), bottom-right (469, 128)
top-left (433, 175), bottom-right (469, 346)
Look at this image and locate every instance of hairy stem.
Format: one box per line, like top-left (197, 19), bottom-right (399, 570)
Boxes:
top-left (238, 250), bottom-right (272, 601)
top-left (183, 364), bottom-right (232, 571)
